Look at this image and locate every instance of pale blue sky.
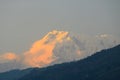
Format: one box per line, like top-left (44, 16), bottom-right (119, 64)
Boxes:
top-left (0, 0), bottom-right (120, 54)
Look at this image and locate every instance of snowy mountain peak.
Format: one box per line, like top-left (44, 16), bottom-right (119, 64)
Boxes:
top-left (42, 30), bottom-right (71, 44)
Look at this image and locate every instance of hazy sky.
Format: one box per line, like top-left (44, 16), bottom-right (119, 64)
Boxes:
top-left (0, 0), bottom-right (120, 54)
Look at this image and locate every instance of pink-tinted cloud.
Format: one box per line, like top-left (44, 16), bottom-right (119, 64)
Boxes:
top-left (0, 52), bottom-right (18, 63)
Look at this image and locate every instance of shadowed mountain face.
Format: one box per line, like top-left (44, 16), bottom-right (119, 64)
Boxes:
top-left (0, 44), bottom-right (120, 80)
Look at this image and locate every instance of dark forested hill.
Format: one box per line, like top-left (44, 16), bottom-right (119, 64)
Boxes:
top-left (0, 45), bottom-right (120, 80)
top-left (0, 68), bottom-right (33, 80)
top-left (19, 45), bottom-right (120, 80)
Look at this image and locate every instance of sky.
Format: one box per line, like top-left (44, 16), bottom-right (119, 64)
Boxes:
top-left (0, 0), bottom-right (120, 54)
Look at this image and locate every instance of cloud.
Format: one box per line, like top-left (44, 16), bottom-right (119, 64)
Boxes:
top-left (23, 40), bottom-right (56, 67)
top-left (95, 34), bottom-right (109, 38)
top-left (100, 34), bottom-right (109, 38)
top-left (0, 53), bottom-right (18, 63)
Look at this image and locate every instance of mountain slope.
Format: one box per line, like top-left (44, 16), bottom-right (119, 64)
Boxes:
top-left (18, 44), bottom-right (120, 80)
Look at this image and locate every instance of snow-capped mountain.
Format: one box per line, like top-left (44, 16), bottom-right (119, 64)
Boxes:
top-left (50, 30), bottom-right (120, 64)
top-left (23, 30), bottom-right (120, 67)
top-left (0, 30), bottom-right (120, 72)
